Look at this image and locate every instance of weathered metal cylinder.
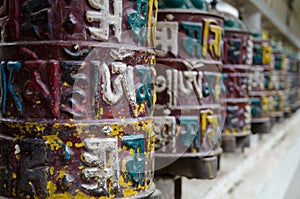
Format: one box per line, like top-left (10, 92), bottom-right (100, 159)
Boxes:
top-left (0, 0), bottom-right (158, 198)
top-left (250, 34), bottom-right (273, 134)
top-left (268, 42), bottom-right (286, 123)
top-left (221, 18), bottom-right (253, 152)
top-left (286, 53), bottom-right (300, 113)
top-left (153, 0), bottom-right (223, 179)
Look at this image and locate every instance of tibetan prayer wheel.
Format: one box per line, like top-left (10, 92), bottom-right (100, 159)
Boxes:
top-left (287, 53), bottom-right (300, 113)
top-left (0, 0), bottom-right (158, 198)
top-left (153, 0), bottom-right (223, 179)
top-left (249, 33), bottom-right (272, 134)
top-left (221, 16), bottom-right (253, 152)
top-left (268, 42), bottom-right (286, 124)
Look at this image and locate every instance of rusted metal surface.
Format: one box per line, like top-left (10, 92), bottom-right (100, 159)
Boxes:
top-left (153, 0), bottom-right (223, 179)
top-left (0, 0), bottom-right (159, 198)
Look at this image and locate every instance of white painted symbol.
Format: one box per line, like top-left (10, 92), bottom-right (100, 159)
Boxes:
top-left (153, 116), bottom-right (176, 153)
top-left (156, 21), bottom-right (179, 57)
top-left (82, 138), bottom-right (120, 194)
top-left (86, 0), bottom-right (122, 41)
top-left (102, 62), bottom-right (135, 106)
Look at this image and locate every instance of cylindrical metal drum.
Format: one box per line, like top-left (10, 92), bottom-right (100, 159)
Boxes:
top-left (287, 53), bottom-right (300, 113)
top-left (267, 41), bottom-right (286, 124)
top-left (153, 0), bottom-right (223, 179)
top-left (250, 33), bottom-right (272, 134)
top-left (0, 0), bottom-right (158, 198)
top-left (221, 19), bottom-right (253, 152)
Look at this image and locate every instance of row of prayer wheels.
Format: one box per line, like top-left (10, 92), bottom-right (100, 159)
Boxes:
top-left (0, 0), bottom-right (299, 199)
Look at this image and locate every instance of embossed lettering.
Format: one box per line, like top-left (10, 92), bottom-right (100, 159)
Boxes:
top-left (204, 72), bottom-right (221, 102)
top-left (253, 44), bottom-right (262, 65)
top-left (223, 73), bottom-right (248, 98)
top-left (128, 0), bottom-right (149, 45)
top-left (203, 19), bottom-right (222, 58)
top-left (201, 110), bottom-right (219, 149)
top-left (61, 61), bottom-right (89, 118)
top-left (249, 68), bottom-right (264, 90)
top-left (21, 0), bottom-right (52, 39)
top-left (156, 21), bottom-right (179, 57)
top-left (208, 24), bottom-right (223, 58)
top-left (23, 60), bottom-right (59, 118)
top-left (82, 138), bottom-right (119, 196)
top-left (181, 22), bottom-right (202, 58)
top-left (179, 116), bottom-right (200, 152)
top-left (0, 136), bottom-right (14, 194)
top-left (102, 62), bottom-right (136, 109)
top-left (225, 106), bottom-right (240, 131)
top-left (251, 98), bottom-right (262, 117)
top-left (153, 116), bottom-right (176, 153)
top-left (227, 38), bottom-right (241, 64)
top-left (1, 62), bottom-right (22, 114)
top-left (262, 43), bottom-right (272, 66)
top-left (86, 0), bottom-right (122, 41)
top-left (0, 1), bottom-right (7, 18)
top-left (274, 54), bottom-right (284, 70)
top-left (247, 38), bottom-right (253, 65)
top-left (122, 135), bottom-right (145, 187)
top-left (136, 65), bottom-right (153, 111)
top-left (270, 72), bottom-right (280, 90)
top-left (18, 139), bottom-right (49, 198)
top-left (156, 69), bottom-right (203, 106)
top-left (181, 19), bottom-right (222, 59)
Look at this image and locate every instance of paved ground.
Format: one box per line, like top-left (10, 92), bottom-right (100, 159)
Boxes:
top-left (181, 111), bottom-right (300, 199)
top-left (284, 160), bottom-right (300, 199)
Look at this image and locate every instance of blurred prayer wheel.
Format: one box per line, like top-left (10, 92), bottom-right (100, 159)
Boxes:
top-left (221, 15), bottom-right (253, 152)
top-left (250, 33), bottom-right (273, 134)
top-left (153, 0), bottom-right (223, 179)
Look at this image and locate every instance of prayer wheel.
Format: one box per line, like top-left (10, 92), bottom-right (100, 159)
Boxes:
top-left (0, 0), bottom-right (158, 198)
top-left (153, 0), bottom-right (223, 179)
top-left (250, 33), bottom-right (272, 134)
top-left (221, 15), bottom-right (253, 152)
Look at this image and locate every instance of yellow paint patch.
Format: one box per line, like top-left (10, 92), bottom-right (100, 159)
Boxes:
top-left (74, 192), bottom-right (96, 199)
top-left (47, 181), bottom-right (72, 199)
top-left (123, 187), bottom-right (138, 197)
top-left (132, 121), bottom-right (141, 131)
top-left (119, 172), bottom-right (131, 187)
top-left (52, 122), bottom-right (75, 129)
top-left (25, 122), bottom-right (46, 133)
top-left (43, 134), bottom-right (63, 151)
top-left (147, 0), bottom-right (154, 45)
top-left (66, 141), bottom-right (73, 147)
top-left (109, 125), bottom-right (122, 136)
top-left (129, 148), bottom-right (134, 156)
top-left (224, 129), bottom-right (231, 134)
top-left (141, 120), bottom-right (153, 133)
top-left (12, 188), bottom-right (16, 196)
top-left (12, 173), bottom-right (17, 179)
top-left (75, 142), bottom-right (84, 148)
top-left (50, 167), bottom-right (55, 175)
top-left (139, 104), bottom-right (145, 114)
